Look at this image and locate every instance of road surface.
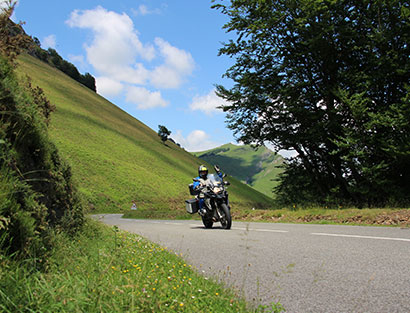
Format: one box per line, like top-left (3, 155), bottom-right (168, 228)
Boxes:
top-left (94, 214), bottom-right (410, 313)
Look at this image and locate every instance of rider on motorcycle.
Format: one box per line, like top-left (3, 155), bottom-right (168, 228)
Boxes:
top-left (193, 164), bottom-right (223, 216)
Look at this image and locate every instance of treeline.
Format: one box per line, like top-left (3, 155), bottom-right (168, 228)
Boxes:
top-left (4, 16), bottom-right (96, 92)
top-left (29, 46), bottom-right (96, 92)
top-left (1, 5), bottom-right (84, 260)
top-left (214, 0), bottom-right (410, 208)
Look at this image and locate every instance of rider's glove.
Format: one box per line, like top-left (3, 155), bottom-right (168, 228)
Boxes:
top-left (214, 165), bottom-right (220, 173)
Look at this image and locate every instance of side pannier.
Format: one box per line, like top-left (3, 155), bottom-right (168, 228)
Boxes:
top-left (185, 198), bottom-right (199, 214)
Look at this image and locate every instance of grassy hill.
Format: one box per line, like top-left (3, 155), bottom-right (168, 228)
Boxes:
top-left (193, 144), bottom-right (284, 198)
top-left (16, 54), bottom-right (273, 217)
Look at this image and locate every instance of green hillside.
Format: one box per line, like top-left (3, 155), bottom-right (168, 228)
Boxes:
top-left (16, 54), bottom-right (273, 216)
top-left (193, 144), bottom-right (284, 198)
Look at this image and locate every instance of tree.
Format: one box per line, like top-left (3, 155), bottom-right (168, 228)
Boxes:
top-left (158, 125), bottom-right (171, 143)
top-left (80, 72), bottom-right (96, 92)
top-left (213, 0), bottom-right (410, 206)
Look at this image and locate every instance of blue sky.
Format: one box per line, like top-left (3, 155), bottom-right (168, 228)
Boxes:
top-left (6, 0), bottom-right (240, 151)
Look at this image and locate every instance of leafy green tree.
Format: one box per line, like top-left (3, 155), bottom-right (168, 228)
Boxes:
top-left (213, 0), bottom-right (410, 206)
top-left (80, 72), bottom-right (96, 92)
top-left (158, 125), bottom-right (171, 143)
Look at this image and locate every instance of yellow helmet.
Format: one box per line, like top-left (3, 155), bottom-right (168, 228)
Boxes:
top-left (198, 165), bottom-right (208, 179)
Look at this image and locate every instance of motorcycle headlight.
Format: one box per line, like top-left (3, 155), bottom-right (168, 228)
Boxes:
top-left (213, 187), bottom-right (222, 194)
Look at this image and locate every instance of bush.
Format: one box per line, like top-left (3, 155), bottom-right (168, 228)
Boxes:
top-left (0, 44), bottom-right (83, 259)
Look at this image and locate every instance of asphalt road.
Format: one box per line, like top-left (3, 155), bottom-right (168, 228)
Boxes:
top-left (94, 214), bottom-right (410, 313)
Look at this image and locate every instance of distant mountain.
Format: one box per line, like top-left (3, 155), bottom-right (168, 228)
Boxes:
top-left (192, 144), bottom-right (284, 198)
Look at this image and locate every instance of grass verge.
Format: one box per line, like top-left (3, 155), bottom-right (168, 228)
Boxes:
top-left (123, 207), bottom-right (410, 227)
top-left (0, 218), bottom-right (283, 312)
top-left (231, 207), bottom-right (410, 227)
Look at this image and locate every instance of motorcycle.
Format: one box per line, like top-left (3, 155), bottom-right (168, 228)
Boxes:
top-left (185, 173), bottom-right (232, 229)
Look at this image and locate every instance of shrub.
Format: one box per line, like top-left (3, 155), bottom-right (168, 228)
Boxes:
top-left (0, 6), bottom-right (84, 259)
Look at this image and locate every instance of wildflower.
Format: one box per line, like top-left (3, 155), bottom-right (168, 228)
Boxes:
top-left (216, 292), bottom-right (219, 296)
top-left (179, 303), bottom-right (184, 307)
top-left (152, 288), bottom-right (156, 291)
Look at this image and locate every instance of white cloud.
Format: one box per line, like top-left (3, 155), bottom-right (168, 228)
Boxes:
top-left (1, 0), bottom-right (18, 20)
top-left (190, 89), bottom-right (227, 116)
top-left (0, 0), bottom-right (8, 9)
top-left (68, 54), bottom-right (87, 69)
top-left (171, 130), bottom-right (222, 152)
top-left (133, 4), bottom-right (161, 16)
top-left (66, 6), bottom-right (195, 92)
top-left (150, 38), bottom-right (195, 88)
top-left (0, 0), bottom-right (17, 9)
top-left (96, 76), bottom-right (124, 97)
top-left (42, 34), bottom-right (56, 49)
top-left (125, 86), bottom-right (168, 109)
top-left (66, 6), bottom-right (155, 83)
top-left (265, 142), bottom-right (298, 159)
top-left (278, 149), bottom-right (298, 159)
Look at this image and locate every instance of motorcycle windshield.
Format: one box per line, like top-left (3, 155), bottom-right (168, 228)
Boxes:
top-left (207, 174), bottom-right (222, 185)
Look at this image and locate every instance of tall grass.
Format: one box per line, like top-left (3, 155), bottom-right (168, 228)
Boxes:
top-left (0, 219), bottom-right (283, 312)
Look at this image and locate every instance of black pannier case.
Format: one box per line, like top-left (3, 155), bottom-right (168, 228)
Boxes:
top-left (185, 198), bottom-right (199, 214)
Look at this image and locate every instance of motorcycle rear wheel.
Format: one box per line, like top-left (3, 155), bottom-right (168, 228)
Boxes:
top-left (218, 203), bottom-right (232, 230)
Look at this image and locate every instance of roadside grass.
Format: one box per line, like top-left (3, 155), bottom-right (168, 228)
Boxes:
top-left (230, 207), bottom-right (410, 227)
top-left (123, 206), bottom-right (410, 227)
top-left (0, 218), bottom-right (283, 312)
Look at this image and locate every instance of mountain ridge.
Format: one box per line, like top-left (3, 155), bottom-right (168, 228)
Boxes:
top-left (192, 143), bottom-right (283, 198)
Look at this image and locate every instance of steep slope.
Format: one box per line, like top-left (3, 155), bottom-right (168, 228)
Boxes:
top-left (193, 144), bottom-right (283, 198)
top-left (16, 54), bottom-right (273, 215)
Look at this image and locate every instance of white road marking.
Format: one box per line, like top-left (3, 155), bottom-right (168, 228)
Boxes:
top-left (311, 232), bottom-right (410, 242)
top-left (229, 227), bottom-right (288, 233)
top-left (255, 228), bottom-right (289, 233)
top-left (189, 224), bottom-right (289, 233)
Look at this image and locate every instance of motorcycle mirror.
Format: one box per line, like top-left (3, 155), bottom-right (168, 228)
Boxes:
top-left (224, 181), bottom-right (230, 186)
top-left (223, 173), bottom-right (227, 178)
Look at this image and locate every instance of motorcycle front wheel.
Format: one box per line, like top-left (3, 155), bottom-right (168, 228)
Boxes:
top-left (202, 216), bottom-right (213, 229)
top-left (218, 203), bottom-right (232, 230)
